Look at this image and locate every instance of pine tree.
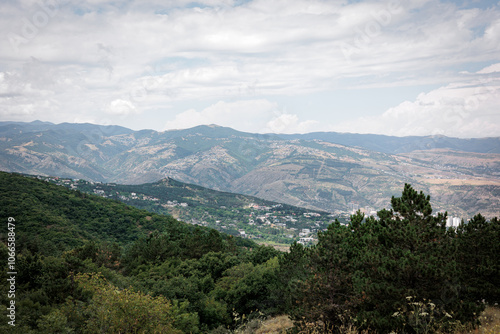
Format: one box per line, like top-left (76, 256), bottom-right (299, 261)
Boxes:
top-left (355, 184), bottom-right (474, 332)
top-left (456, 214), bottom-right (500, 304)
top-left (289, 184), bottom-right (484, 333)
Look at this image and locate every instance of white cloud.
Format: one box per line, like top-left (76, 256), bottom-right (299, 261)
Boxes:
top-left (163, 99), bottom-right (321, 134)
top-left (264, 113), bottom-right (320, 134)
top-left (477, 62), bottom-right (500, 74)
top-left (332, 65), bottom-right (500, 138)
top-left (0, 0), bottom-right (499, 136)
top-left (164, 99), bottom-right (279, 132)
top-left (106, 99), bottom-right (138, 115)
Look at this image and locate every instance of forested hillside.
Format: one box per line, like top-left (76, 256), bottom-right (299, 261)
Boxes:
top-left (41, 175), bottom-right (332, 245)
top-left (0, 172), bottom-right (275, 333)
top-left (1, 172), bottom-right (499, 333)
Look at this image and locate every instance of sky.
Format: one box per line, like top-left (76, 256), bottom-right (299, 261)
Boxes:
top-left (1, 0), bottom-right (500, 138)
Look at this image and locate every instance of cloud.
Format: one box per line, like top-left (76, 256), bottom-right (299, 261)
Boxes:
top-left (477, 63), bottom-right (500, 74)
top-left (3, 0), bottom-right (499, 92)
top-left (163, 99), bottom-right (319, 134)
top-left (106, 99), bottom-right (138, 115)
top-left (331, 64), bottom-right (500, 138)
top-left (0, 0), bottom-right (499, 135)
top-left (264, 113), bottom-right (320, 134)
top-left (164, 99), bottom-right (278, 131)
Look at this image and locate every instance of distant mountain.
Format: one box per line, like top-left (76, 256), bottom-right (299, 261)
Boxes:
top-left (0, 120), bottom-right (133, 137)
top-left (278, 132), bottom-right (500, 154)
top-left (1, 121), bottom-right (499, 217)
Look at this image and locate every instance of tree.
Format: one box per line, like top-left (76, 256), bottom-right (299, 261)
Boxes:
top-left (274, 242), bottom-right (309, 316)
top-left (213, 257), bottom-right (280, 322)
top-left (456, 214), bottom-right (500, 304)
top-left (62, 273), bottom-right (197, 333)
top-left (289, 184), bottom-right (483, 333)
top-left (354, 184), bottom-right (476, 332)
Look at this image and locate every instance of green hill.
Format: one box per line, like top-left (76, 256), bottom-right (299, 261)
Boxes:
top-left (39, 175), bottom-right (332, 245)
top-left (0, 171), bottom-right (281, 333)
top-left (0, 172), bottom-right (254, 256)
top-left (0, 172), bottom-right (497, 333)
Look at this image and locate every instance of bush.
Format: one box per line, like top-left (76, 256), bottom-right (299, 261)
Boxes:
top-left (62, 272), bottom-right (198, 333)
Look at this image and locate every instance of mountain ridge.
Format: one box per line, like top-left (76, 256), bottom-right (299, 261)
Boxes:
top-left (1, 121), bottom-right (499, 217)
top-left (3, 120), bottom-right (498, 153)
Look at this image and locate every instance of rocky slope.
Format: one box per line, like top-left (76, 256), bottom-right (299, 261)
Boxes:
top-left (1, 121), bottom-right (499, 217)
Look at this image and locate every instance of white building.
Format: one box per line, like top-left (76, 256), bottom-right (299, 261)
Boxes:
top-left (298, 237), bottom-right (316, 245)
top-left (446, 216), bottom-right (462, 228)
top-left (299, 229), bottom-right (311, 237)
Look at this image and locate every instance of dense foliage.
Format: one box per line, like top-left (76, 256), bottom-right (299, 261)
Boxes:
top-left (282, 184), bottom-right (499, 333)
top-left (0, 172), bottom-right (279, 333)
top-left (1, 172), bottom-right (498, 333)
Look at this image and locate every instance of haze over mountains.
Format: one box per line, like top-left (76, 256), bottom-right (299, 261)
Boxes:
top-left (1, 121), bottom-right (499, 217)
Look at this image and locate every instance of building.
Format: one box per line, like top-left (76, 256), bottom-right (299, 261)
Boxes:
top-left (446, 216), bottom-right (462, 228)
top-left (298, 237), bottom-right (316, 245)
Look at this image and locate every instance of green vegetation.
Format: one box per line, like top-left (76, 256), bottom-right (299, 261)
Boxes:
top-left (41, 175), bottom-right (333, 245)
top-left (282, 184), bottom-right (500, 333)
top-left (0, 172), bottom-right (275, 333)
top-left (0, 172), bottom-right (498, 333)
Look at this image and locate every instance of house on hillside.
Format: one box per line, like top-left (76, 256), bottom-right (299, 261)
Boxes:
top-left (298, 237), bottom-right (316, 245)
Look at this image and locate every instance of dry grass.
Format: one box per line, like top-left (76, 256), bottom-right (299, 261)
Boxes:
top-left (232, 307), bottom-right (500, 334)
top-left (294, 323), bottom-right (370, 334)
top-left (254, 315), bottom-right (294, 334)
top-left (252, 316), bottom-right (369, 334)
top-left (457, 306), bottom-right (500, 334)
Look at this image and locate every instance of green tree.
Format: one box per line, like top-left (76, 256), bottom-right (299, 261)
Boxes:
top-left (456, 214), bottom-right (500, 304)
top-left (246, 245), bottom-right (281, 265)
top-left (289, 184), bottom-right (484, 333)
top-left (213, 257), bottom-right (280, 322)
top-left (63, 272), bottom-right (197, 333)
top-left (274, 242), bottom-right (308, 315)
top-left (287, 218), bottom-right (362, 331)
top-left (36, 309), bottom-right (73, 334)
top-left (354, 184), bottom-right (476, 332)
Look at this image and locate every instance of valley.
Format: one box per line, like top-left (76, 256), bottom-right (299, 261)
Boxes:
top-left (1, 121), bottom-right (499, 218)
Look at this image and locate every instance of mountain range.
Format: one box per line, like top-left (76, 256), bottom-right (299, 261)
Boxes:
top-left (1, 121), bottom-right (499, 217)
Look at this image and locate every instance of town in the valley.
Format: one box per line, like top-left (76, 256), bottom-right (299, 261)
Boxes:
top-left (42, 176), bottom-right (466, 246)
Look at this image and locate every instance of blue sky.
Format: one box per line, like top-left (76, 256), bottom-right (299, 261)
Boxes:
top-left (1, 0), bottom-right (499, 137)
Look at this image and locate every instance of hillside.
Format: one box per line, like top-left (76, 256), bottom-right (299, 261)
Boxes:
top-left (0, 171), bottom-right (498, 334)
top-left (280, 132), bottom-right (500, 154)
top-left (0, 171), bottom-right (283, 333)
top-left (1, 121), bottom-right (499, 217)
top-left (40, 175), bottom-right (332, 245)
top-left (0, 172), bottom-right (254, 255)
